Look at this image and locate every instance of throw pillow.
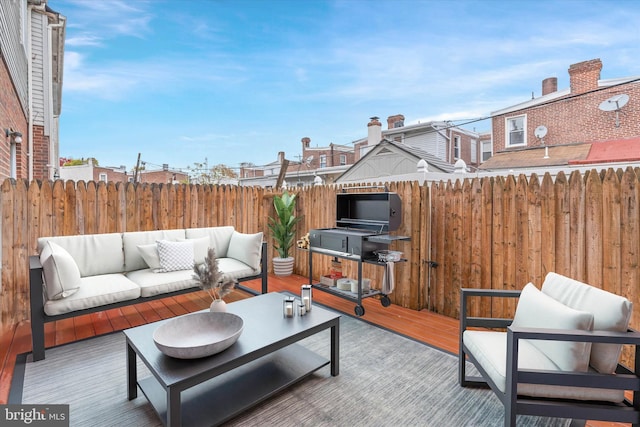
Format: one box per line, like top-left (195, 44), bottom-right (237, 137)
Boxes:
top-left (39, 241), bottom-right (81, 300)
top-left (137, 244), bottom-right (162, 270)
top-left (512, 283), bottom-right (594, 372)
top-left (227, 231), bottom-right (263, 270)
top-left (156, 240), bottom-right (194, 272)
top-left (179, 236), bottom-right (210, 265)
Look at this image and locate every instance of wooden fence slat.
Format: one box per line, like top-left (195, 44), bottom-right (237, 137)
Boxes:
top-left (601, 168), bottom-right (621, 296)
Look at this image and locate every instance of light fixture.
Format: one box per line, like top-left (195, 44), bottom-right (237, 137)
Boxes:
top-left (5, 128), bottom-right (22, 144)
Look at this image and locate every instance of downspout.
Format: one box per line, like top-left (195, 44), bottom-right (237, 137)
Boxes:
top-left (48, 19), bottom-right (65, 180)
top-left (27, 3), bottom-right (38, 181)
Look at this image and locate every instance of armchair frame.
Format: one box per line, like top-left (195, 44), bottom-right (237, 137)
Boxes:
top-left (459, 287), bottom-right (640, 427)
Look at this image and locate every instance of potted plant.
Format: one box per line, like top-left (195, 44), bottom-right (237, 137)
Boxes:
top-left (193, 248), bottom-right (237, 312)
top-left (268, 190), bottom-right (302, 276)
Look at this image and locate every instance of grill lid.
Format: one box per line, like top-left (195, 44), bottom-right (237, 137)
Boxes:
top-left (335, 192), bottom-right (402, 233)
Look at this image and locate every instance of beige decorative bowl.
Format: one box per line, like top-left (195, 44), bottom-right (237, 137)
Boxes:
top-left (153, 312), bottom-right (244, 359)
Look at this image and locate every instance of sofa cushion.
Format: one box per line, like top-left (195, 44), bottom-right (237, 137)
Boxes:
top-left (512, 283), bottom-right (593, 373)
top-left (157, 240), bottom-right (194, 272)
top-left (185, 226), bottom-right (235, 258)
top-left (463, 330), bottom-right (624, 402)
top-left (38, 233), bottom-right (124, 277)
top-left (122, 229), bottom-right (186, 272)
top-left (541, 272), bottom-right (633, 374)
top-left (137, 244), bottom-right (161, 270)
top-left (126, 268), bottom-right (199, 297)
top-left (217, 257), bottom-right (259, 281)
top-left (227, 231), bottom-right (263, 271)
top-left (179, 236), bottom-right (210, 265)
top-left (39, 241), bottom-right (81, 300)
top-left (43, 274), bottom-right (141, 316)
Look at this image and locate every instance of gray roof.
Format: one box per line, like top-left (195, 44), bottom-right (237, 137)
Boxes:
top-left (385, 139), bottom-right (455, 173)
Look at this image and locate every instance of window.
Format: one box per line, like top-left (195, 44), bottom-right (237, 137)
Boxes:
top-left (506, 115), bottom-right (526, 147)
top-left (453, 136), bottom-right (460, 160)
top-left (99, 173), bottom-right (107, 182)
top-left (340, 155), bottom-right (346, 165)
top-left (320, 155), bottom-right (327, 168)
top-left (482, 140), bottom-right (492, 162)
top-left (470, 139), bottom-right (477, 163)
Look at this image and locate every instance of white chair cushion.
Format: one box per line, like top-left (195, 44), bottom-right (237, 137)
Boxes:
top-left (39, 241), bottom-right (81, 300)
top-left (512, 283), bottom-right (593, 373)
top-left (137, 244), bottom-right (161, 270)
top-left (185, 226), bottom-right (235, 258)
top-left (126, 269), bottom-right (199, 297)
top-left (179, 236), bottom-right (210, 265)
top-left (43, 274), bottom-right (141, 316)
top-left (463, 330), bottom-right (624, 402)
top-left (122, 229), bottom-right (186, 272)
top-left (156, 240), bottom-right (194, 272)
top-left (541, 272), bottom-right (633, 374)
top-left (217, 257), bottom-right (258, 281)
top-left (227, 231), bottom-right (263, 271)
top-left (38, 233), bottom-right (124, 277)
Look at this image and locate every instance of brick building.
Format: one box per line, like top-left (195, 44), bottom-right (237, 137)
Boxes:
top-left (483, 58), bottom-right (640, 170)
top-left (0, 1), bottom-right (65, 181)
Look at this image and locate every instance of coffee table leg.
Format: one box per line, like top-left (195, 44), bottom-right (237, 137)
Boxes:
top-left (127, 343), bottom-right (137, 400)
top-left (330, 321), bottom-right (340, 376)
top-left (167, 387), bottom-right (181, 427)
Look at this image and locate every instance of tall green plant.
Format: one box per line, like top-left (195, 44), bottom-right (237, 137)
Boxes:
top-left (268, 191), bottom-right (302, 259)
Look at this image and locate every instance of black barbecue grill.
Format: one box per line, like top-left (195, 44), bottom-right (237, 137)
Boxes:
top-left (308, 189), bottom-right (410, 316)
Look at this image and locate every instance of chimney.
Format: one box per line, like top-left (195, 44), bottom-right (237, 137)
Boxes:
top-left (542, 77), bottom-right (557, 96)
top-left (568, 58), bottom-right (602, 95)
top-left (387, 114), bottom-right (405, 129)
top-left (367, 116), bottom-right (382, 146)
top-left (301, 137), bottom-right (310, 149)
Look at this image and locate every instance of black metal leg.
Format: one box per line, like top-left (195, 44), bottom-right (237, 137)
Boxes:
top-left (330, 320), bottom-right (340, 376)
top-left (127, 342), bottom-right (137, 400)
top-left (167, 386), bottom-right (181, 427)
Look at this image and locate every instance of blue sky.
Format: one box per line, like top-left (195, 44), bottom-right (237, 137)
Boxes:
top-left (51, 0), bottom-right (640, 173)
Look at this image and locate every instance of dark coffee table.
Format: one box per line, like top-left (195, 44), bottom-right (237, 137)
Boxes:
top-left (125, 292), bottom-right (340, 427)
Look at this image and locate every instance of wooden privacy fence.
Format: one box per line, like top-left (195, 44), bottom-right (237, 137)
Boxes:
top-left (1, 168), bottom-right (639, 340)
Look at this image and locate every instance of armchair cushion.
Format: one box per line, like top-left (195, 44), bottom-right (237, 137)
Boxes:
top-left (541, 272), bottom-right (633, 373)
top-left (40, 241), bottom-right (82, 300)
top-left (227, 231), bottom-right (263, 271)
top-left (156, 240), bottom-right (194, 272)
top-left (511, 283), bottom-right (593, 372)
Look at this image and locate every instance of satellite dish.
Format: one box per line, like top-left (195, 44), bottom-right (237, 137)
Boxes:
top-left (599, 94), bottom-right (630, 127)
top-left (534, 125), bottom-right (548, 139)
top-left (598, 94), bottom-right (629, 112)
top-left (305, 155), bottom-right (314, 165)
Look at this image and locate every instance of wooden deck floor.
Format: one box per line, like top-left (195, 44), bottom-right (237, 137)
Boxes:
top-left (0, 274), bottom-right (623, 426)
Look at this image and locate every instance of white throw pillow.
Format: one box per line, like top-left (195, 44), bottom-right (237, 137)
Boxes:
top-left (179, 236), bottom-right (210, 265)
top-left (512, 283), bottom-right (594, 372)
top-left (156, 240), bottom-right (194, 272)
top-left (39, 241), bottom-right (81, 300)
top-left (227, 231), bottom-right (263, 270)
top-left (137, 244), bottom-right (161, 270)
top-left (541, 272), bottom-right (633, 374)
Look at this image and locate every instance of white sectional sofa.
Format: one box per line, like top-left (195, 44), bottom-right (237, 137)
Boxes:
top-left (29, 226), bottom-right (267, 361)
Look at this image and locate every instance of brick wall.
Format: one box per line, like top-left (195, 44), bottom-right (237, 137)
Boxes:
top-left (492, 62), bottom-right (640, 152)
top-left (93, 166), bottom-right (129, 183)
top-left (31, 125), bottom-right (50, 181)
top-left (0, 58), bottom-right (28, 180)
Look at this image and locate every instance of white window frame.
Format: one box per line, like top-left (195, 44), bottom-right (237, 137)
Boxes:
top-left (481, 140), bottom-right (492, 162)
top-left (470, 139), bottom-right (477, 163)
top-left (99, 173), bottom-right (108, 182)
top-left (320, 155), bottom-right (327, 168)
top-left (506, 115), bottom-right (526, 147)
top-left (340, 154), bottom-right (346, 165)
top-left (453, 136), bottom-right (460, 160)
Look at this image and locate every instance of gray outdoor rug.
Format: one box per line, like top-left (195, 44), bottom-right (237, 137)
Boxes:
top-left (15, 314), bottom-right (571, 427)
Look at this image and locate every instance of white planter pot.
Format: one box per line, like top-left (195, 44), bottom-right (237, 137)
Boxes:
top-left (273, 257), bottom-right (294, 276)
top-left (209, 299), bottom-right (227, 313)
